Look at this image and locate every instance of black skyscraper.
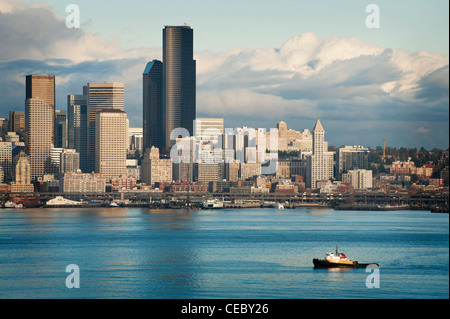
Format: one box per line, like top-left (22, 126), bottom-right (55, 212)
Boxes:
top-left (143, 59), bottom-right (163, 152)
top-left (162, 25), bottom-right (196, 153)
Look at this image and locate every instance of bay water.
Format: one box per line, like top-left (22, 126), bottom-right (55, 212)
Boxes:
top-left (0, 208), bottom-right (448, 299)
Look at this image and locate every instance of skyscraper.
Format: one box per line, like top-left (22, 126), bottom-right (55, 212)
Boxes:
top-left (54, 110), bottom-right (67, 148)
top-left (85, 82), bottom-right (124, 173)
top-left (306, 118), bottom-right (334, 189)
top-left (67, 94), bottom-right (88, 172)
top-left (95, 109), bottom-right (127, 181)
top-left (25, 75), bottom-right (55, 143)
top-left (143, 60), bottom-right (163, 153)
top-left (163, 25), bottom-right (196, 153)
top-left (9, 111), bottom-right (25, 134)
top-left (25, 98), bottom-right (53, 180)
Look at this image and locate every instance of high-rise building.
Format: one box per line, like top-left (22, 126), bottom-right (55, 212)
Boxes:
top-left (9, 111), bottom-right (25, 134)
top-left (25, 75), bottom-right (55, 143)
top-left (95, 109), bottom-right (127, 181)
top-left (86, 82), bottom-right (124, 172)
top-left (25, 97), bottom-right (54, 180)
top-left (67, 94), bottom-right (88, 172)
top-left (337, 146), bottom-right (370, 179)
top-left (143, 60), bottom-right (163, 152)
top-left (163, 25), bottom-right (196, 153)
top-left (11, 151), bottom-right (34, 193)
top-left (306, 118), bottom-right (334, 189)
top-left (54, 110), bottom-right (67, 148)
top-left (141, 146), bottom-right (172, 185)
top-left (0, 142), bottom-right (12, 182)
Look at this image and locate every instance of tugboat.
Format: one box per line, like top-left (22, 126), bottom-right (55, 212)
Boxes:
top-left (313, 245), bottom-right (378, 268)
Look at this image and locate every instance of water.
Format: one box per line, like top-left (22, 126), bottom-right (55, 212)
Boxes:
top-left (0, 208), bottom-right (448, 299)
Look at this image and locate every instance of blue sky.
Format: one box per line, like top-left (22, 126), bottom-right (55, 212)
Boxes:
top-left (23, 0), bottom-right (448, 54)
top-left (2, 0), bottom-right (449, 149)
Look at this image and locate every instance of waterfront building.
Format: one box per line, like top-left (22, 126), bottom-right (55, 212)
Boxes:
top-left (0, 142), bottom-right (12, 182)
top-left (305, 118), bottom-right (334, 189)
top-left (141, 146), bottom-right (172, 185)
top-left (95, 109), bottom-right (127, 181)
top-left (85, 82), bottom-right (124, 172)
top-left (163, 25), bottom-right (196, 153)
top-left (10, 151), bottom-right (34, 193)
top-left (337, 145), bottom-right (370, 178)
top-left (143, 60), bottom-right (164, 152)
top-left (342, 169), bottom-right (373, 189)
top-left (25, 97), bottom-right (53, 180)
top-left (59, 171), bottom-right (106, 193)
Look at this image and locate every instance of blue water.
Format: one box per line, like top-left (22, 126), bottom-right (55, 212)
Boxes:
top-left (0, 208), bottom-right (448, 299)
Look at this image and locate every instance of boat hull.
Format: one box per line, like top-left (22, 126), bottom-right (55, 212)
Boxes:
top-left (313, 258), bottom-right (378, 268)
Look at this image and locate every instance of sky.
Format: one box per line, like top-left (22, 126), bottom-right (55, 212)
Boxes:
top-left (0, 0), bottom-right (448, 149)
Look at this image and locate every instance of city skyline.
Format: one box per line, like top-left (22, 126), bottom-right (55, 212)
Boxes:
top-left (0, 0), bottom-right (448, 149)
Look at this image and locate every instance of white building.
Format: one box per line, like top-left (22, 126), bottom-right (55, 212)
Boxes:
top-left (305, 118), bottom-right (334, 189)
top-left (342, 169), bottom-right (373, 189)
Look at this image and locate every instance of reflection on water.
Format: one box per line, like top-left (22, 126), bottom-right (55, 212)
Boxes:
top-left (0, 208), bottom-right (448, 299)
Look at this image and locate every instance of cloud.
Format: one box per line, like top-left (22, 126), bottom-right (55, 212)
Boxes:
top-left (415, 127), bottom-right (431, 133)
top-left (0, 0), bottom-right (448, 149)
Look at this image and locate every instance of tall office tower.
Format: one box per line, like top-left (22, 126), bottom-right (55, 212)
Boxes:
top-left (306, 118), bottom-right (334, 189)
top-left (86, 82), bottom-right (124, 172)
top-left (141, 146), bottom-right (172, 185)
top-left (143, 60), bottom-right (163, 152)
top-left (194, 118), bottom-right (224, 163)
top-left (163, 25), bottom-right (196, 153)
top-left (95, 109), bottom-right (127, 181)
top-left (11, 151), bottom-right (34, 193)
top-left (25, 75), bottom-right (55, 143)
top-left (0, 142), bottom-right (12, 182)
top-left (25, 98), bottom-right (53, 180)
top-left (67, 94), bottom-right (88, 172)
top-left (9, 111), bottom-right (25, 134)
top-left (54, 110), bottom-right (67, 148)
top-left (337, 145), bottom-right (370, 179)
